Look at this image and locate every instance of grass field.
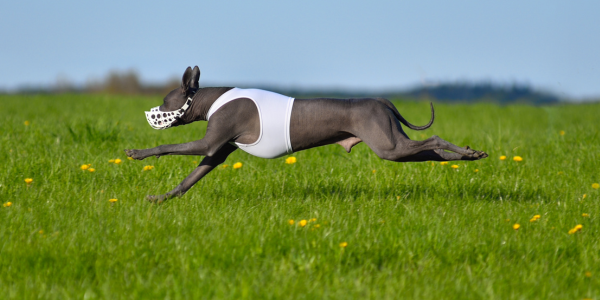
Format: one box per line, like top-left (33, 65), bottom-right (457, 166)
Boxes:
top-left (1, 94), bottom-right (599, 299)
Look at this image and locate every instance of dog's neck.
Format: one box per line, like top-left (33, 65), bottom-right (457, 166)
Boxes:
top-left (182, 87), bottom-right (234, 123)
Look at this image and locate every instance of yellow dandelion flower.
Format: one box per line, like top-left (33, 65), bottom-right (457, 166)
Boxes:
top-left (24, 120), bottom-right (31, 126)
top-left (24, 178), bottom-right (33, 184)
top-left (285, 157), bottom-right (297, 164)
top-left (108, 159), bottom-right (115, 163)
top-left (127, 157), bottom-right (134, 160)
top-left (592, 183), bottom-right (599, 189)
top-left (500, 155), bottom-right (507, 160)
top-left (559, 130), bottom-right (565, 136)
top-left (88, 168), bottom-right (96, 172)
top-left (451, 164), bottom-right (459, 169)
top-left (440, 161), bottom-right (449, 165)
top-left (513, 223), bottom-right (520, 230)
top-left (372, 169), bottom-right (376, 174)
top-left (339, 242), bottom-right (348, 248)
top-left (233, 162), bottom-right (242, 169)
top-left (313, 224), bottom-right (321, 229)
top-left (309, 218), bottom-right (317, 222)
top-left (474, 169), bottom-right (479, 173)
top-left (221, 164), bottom-right (229, 168)
top-left (530, 218), bottom-right (537, 223)
top-left (109, 199), bottom-right (118, 203)
top-left (569, 224), bottom-right (583, 234)
top-left (396, 196), bottom-right (400, 200)
top-left (39, 230), bottom-right (44, 235)
top-left (80, 164), bottom-right (90, 170)
top-left (143, 165), bottom-right (154, 171)
top-left (533, 215), bottom-right (541, 220)
top-left (585, 271), bottom-right (592, 278)
top-left (582, 194), bottom-right (587, 199)
top-left (288, 219), bottom-right (294, 225)
top-left (513, 156), bottom-right (523, 162)
top-left (3, 202), bottom-right (12, 207)
top-left (582, 213), bottom-right (590, 217)
top-left (299, 219), bottom-right (307, 227)
top-left (114, 159), bottom-right (122, 164)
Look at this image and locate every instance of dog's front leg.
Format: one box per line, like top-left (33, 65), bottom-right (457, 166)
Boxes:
top-left (146, 143), bottom-right (238, 203)
top-left (125, 139), bottom-right (221, 160)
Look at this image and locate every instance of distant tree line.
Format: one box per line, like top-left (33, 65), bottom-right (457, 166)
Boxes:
top-left (6, 70), bottom-right (563, 104)
top-left (10, 70), bottom-right (180, 96)
top-left (280, 83), bottom-right (561, 105)
top-left (85, 70), bottom-right (180, 95)
top-left (402, 82), bottom-right (560, 105)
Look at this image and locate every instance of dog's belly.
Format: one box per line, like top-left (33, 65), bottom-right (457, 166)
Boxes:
top-left (289, 98), bottom-right (365, 152)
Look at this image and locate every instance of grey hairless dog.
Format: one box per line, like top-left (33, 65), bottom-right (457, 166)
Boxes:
top-left (125, 66), bottom-right (487, 202)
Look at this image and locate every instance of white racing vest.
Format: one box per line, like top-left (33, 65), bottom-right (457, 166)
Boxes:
top-left (206, 88), bottom-right (295, 159)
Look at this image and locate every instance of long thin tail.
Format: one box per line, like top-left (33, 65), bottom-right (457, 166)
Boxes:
top-left (379, 99), bottom-right (435, 130)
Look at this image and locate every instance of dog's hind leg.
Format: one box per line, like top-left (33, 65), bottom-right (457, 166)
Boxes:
top-left (146, 143), bottom-right (238, 203)
top-left (371, 134), bottom-right (488, 162)
top-left (354, 106), bottom-right (487, 162)
top-left (401, 135), bottom-right (486, 157)
top-left (395, 149), bottom-right (479, 162)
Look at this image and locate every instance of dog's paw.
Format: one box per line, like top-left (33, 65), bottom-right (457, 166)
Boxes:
top-left (472, 150), bottom-right (488, 160)
top-left (124, 149), bottom-right (146, 160)
top-left (146, 194), bottom-right (167, 204)
top-left (460, 148), bottom-right (488, 160)
top-left (146, 189), bottom-right (184, 204)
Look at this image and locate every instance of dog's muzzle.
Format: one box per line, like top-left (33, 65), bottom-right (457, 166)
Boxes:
top-left (145, 97), bottom-right (193, 130)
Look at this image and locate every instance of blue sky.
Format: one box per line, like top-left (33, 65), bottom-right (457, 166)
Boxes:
top-left (1, 1), bottom-right (598, 99)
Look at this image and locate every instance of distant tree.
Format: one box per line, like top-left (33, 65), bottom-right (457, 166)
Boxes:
top-left (103, 70), bottom-right (142, 94)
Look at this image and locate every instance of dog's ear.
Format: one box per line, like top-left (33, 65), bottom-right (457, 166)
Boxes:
top-left (180, 66), bottom-right (193, 93)
top-left (190, 66), bottom-right (200, 89)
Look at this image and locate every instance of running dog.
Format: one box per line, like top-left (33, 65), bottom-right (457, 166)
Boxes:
top-left (126, 66), bottom-right (487, 202)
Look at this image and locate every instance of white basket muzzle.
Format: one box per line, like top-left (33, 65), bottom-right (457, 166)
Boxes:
top-left (145, 97), bottom-right (193, 130)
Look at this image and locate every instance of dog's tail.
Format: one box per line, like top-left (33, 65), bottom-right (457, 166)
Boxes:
top-left (378, 99), bottom-right (435, 130)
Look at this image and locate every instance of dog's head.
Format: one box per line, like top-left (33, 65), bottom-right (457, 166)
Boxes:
top-left (145, 66), bottom-right (200, 129)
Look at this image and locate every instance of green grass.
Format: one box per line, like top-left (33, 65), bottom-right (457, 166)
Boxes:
top-left (1, 94), bottom-right (599, 299)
